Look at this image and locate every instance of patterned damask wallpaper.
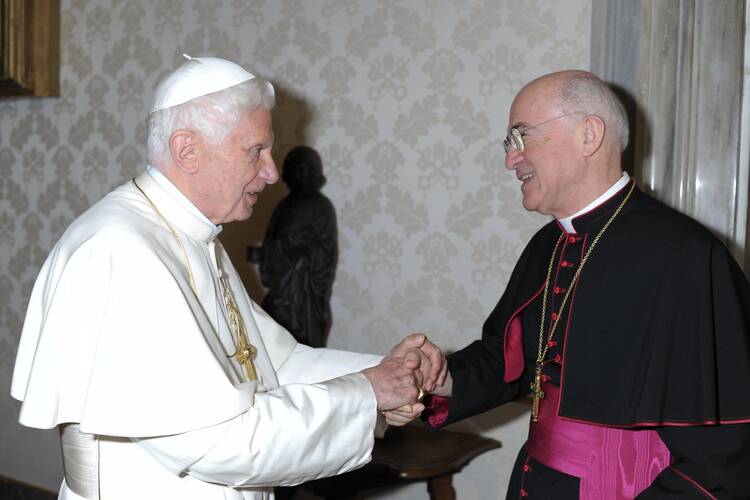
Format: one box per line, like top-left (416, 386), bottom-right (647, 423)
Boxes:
top-left (0, 0), bottom-right (590, 496)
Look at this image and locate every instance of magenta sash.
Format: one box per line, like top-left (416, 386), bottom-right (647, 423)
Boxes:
top-left (526, 384), bottom-right (671, 499)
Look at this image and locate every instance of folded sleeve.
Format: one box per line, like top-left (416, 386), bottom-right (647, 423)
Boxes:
top-left (135, 372), bottom-right (378, 487)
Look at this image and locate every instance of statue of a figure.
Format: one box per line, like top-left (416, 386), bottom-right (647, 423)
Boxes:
top-left (248, 146), bottom-right (337, 347)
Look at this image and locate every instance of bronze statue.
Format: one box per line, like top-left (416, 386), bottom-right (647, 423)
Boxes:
top-left (248, 146), bottom-right (337, 347)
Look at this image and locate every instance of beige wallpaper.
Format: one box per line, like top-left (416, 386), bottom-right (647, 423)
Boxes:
top-left (0, 0), bottom-right (591, 497)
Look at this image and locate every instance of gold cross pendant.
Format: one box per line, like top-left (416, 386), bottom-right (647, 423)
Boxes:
top-left (221, 276), bottom-right (259, 382)
top-left (234, 341), bottom-right (257, 381)
top-left (530, 367), bottom-right (545, 422)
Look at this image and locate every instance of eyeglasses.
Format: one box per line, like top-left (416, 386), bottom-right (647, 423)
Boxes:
top-left (503, 114), bottom-right (575, 154)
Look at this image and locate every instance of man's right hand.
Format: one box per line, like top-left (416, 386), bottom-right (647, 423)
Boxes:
top-left (362, 353), bottom-right (423, 411)
top-left (388, 333), bottom-right (446, 392)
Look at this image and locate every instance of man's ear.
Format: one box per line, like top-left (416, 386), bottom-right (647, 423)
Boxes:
top-left (580, 115), bottom-right (606, 158)
top-left (169, 130), bottom-right (200, 174)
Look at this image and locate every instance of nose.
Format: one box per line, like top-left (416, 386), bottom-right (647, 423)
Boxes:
top-left (260, 154), bottom-right (279, 184)
top-left (505, 148), bottom-right (522, 170)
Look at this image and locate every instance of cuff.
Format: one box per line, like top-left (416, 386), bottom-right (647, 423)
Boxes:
top-left (423, 394), bottom-right (452, 428)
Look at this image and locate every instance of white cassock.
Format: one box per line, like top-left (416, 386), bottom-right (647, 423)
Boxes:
top-left (11, 167), bottom-right (382, 500)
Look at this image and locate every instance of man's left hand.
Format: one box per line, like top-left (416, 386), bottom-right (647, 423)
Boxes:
top-left (382, 402), bottom-right (425, 427)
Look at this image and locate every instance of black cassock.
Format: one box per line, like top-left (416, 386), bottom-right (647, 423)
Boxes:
top-left (426, 181), bottom-right (750, 499)
top-left (259, 191), bottom-right (337, 348)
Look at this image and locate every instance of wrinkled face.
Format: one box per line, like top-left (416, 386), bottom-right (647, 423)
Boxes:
top-left (504, 83), bottom-right (583, 218)
top-left (198, 107), bottom-right (277, 224)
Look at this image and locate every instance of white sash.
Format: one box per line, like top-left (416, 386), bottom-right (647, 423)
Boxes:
top-left (60, 424), bottom-right (98, 499)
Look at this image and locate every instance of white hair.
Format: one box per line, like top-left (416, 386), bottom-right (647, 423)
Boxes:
top-left (557, 73), bottom-right (629, 151)
top-left (146, 78), bottom-right (275, 166)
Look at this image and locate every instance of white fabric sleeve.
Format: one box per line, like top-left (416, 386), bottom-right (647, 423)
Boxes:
top-left (276, 343), bottom-right (383, 385)
top-left (134, 372), bottom-right (378, 487)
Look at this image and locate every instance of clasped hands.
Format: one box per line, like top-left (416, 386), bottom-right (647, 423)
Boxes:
top-left (362, 333), bottom-right (447, 427)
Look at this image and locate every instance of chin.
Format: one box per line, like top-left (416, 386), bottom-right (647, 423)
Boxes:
top-left (521, 196), bottom-right (537, 213)
top-left (239, 206), bottom-right (254, 221)
top-left (221, 208), bottom-right (253, 224)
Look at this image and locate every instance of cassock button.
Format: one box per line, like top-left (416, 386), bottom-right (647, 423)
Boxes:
top-left (560, 260), bottom-right (568, 268)
top-left (522, 464), bottom-right (531, 472)
top-left (551, 312), bottom-right (558, 321)
top-left (568, 235), bottom-right (577, 244)
top-left (541, 374), bottom-right (550, 383)
top-left (547, 340), bottom-right (557, 348)
top-left (554, 353), bottom-right (562, 363)
top-left (520, 489), bottom-right (529, 497)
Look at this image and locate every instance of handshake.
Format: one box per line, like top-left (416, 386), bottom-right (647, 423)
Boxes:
top-left (361, 333), bottom-right (449, 427)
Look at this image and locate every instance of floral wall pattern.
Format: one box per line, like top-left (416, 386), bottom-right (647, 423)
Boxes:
top-left (0, 1), bottom-right (590, 497)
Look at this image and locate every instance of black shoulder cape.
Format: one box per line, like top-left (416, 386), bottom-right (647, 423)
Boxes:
top-left (440, 183), bottom-right (750, 427)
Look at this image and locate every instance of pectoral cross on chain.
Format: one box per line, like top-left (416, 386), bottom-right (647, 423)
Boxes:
top-left (233, 335), bottom-right (257, 382)
top-left (530, 366), bottom-right (545, 422)
top-left (221, 277), bottom-right (258, 382)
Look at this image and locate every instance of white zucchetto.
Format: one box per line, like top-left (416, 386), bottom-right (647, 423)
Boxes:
top-left (150, 54), bottom-right (272, 113)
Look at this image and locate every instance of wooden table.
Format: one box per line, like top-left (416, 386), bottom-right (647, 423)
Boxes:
top-left (303, 425), bottom-right (501, 500)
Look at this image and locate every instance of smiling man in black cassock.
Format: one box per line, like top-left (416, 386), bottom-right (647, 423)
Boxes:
top-left (417, 70), bottom-right (750, 499)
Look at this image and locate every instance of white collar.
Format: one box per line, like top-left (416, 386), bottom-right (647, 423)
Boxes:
top-left (135, 165), bottom-right (223, 243)
top-left (557, 172), bottom-right (630, 234)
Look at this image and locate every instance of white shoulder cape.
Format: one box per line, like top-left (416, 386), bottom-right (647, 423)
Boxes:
top-left (11, 171), bottom-right (301, 437)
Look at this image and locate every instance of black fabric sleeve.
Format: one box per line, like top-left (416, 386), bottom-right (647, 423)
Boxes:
top-left (423, 231), bottom-right (549, 428)
top-left (636, 423), bottom-right (750, 499)
top-left (440, 338), bottom-right (531, 426)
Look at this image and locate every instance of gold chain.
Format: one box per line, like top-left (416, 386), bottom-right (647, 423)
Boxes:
top-left (535, 181), bottom-right (637, 366)
top-left (132, 178), bottom-right (257, 381)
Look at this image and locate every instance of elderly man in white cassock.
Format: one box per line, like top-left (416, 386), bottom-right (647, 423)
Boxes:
top-left (10, 55), bottom-right (445, 500)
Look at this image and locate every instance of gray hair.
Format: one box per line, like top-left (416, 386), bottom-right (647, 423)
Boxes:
top-left (557, 73), bottom-right (629, 151)
top-left (146, 78), bottom-right (275, 166)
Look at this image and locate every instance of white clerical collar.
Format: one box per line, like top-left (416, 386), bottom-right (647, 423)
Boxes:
top-left (146, 165), bottom-right (220, 228)
top-left (557, 172), bottom-right (630, 234)
top-left (142, 165), bottom-right (223, 242)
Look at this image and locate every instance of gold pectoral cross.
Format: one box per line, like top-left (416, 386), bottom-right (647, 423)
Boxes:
top-left (234, 336), bottom-right (257, 382)
top-left (222, 277), bottom-right (258, 382)
top-left (530, 366), bottom-right (545, 422)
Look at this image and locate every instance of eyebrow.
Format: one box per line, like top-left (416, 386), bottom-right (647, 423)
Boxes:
top-left (510, 121), bottom-right (530, 130)
top-left (259, 131), bottom-right (275, 149)
top-left (249, 132), bottom-right (274, 149)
